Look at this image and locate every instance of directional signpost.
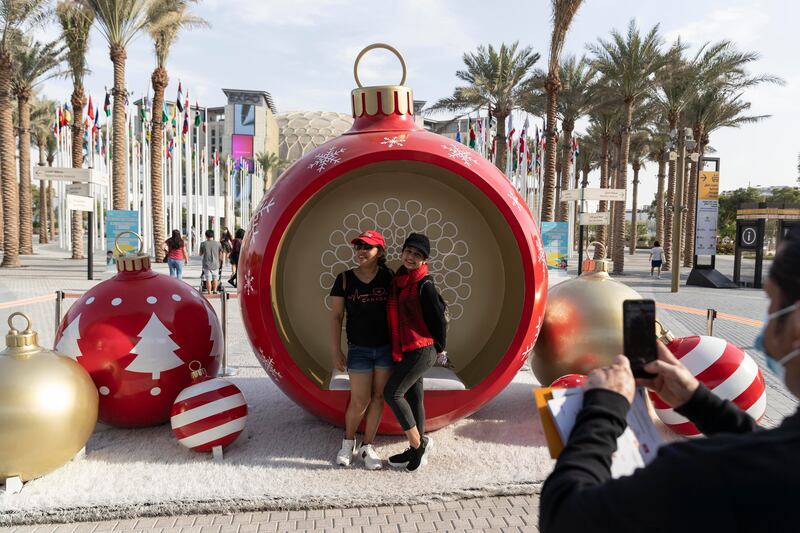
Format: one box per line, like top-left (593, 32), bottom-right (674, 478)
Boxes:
top-left (66, 190), bottom-right (96, 280)
top-left (562, 188), bottom-right (626, 274)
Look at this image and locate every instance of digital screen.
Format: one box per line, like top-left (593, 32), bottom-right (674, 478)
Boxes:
top-left (234, 104), bottom-right (255, 135)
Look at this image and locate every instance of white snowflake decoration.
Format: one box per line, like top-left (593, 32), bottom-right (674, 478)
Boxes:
top-left (308, 146), bottom-right (346, 173)
top-left (507, 190), bottom-right (522, 212)
top-left (259, 348), bottom-right (283, 381)
top-left (381, 136), bottom-right (406, 148)
top-left (243, 271), bottom-right (255, 296)
top-left (441, 143), bottom-right (477, 167)
top-left (522, 342), bottom-right (535, 360)
top-left (251, 198), bottom-right (276, 236)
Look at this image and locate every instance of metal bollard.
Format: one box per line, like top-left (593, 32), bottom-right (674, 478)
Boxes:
top-left (54, 290), bottom-right (63, 332)
top-left (706, 308), bottom-right (717, 336)
top-left (219, 286), bottom-right (238, 377)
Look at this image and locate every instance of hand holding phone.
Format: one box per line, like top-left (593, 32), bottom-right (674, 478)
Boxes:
top-left (623, 299), bottom-right (658, 379)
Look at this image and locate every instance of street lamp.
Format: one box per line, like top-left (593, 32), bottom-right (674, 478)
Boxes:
top-left (670, 127), bottom-right (696, 293)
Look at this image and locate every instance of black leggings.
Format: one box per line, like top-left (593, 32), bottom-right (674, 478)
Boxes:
top-left (384, 345), bottom-right (436, 435)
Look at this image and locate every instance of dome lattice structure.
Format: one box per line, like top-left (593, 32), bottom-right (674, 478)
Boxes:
top-left (277, 111), bottom-right (354, 164)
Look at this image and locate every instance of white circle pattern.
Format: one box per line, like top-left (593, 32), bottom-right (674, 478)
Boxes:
top-left (86, 297), bottom-right (95, 305)
top-left (150, 387), bottom-right (161, 396)
top-left (98, 386), bottom-right (110, 395)
top-left (320, 198), bottom-right (472, 320)
top-left (111, 298), bottom-right (122, 306)
top-left (171, 294), bottom-right (182, 302)
top-left (146, 296), bottom-right (157, 304)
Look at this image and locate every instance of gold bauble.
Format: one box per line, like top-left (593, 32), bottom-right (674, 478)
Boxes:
top-left (0, 313), bottom-right (98, 482)
top-left (531, 258), bottom-right (642, 385)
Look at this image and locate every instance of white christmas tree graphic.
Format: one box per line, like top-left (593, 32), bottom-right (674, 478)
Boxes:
top-left (206, 305), bottom-right (219, 357)
top-left (55, 314), bottom-right (82, 359)
top-left (125, 313), bottom-right (184, 379)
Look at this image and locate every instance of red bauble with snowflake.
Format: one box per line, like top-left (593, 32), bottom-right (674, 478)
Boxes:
top-left (238, 45), bottom-right (548, 434)
top-left (54, 249), bottom-right (222, 427)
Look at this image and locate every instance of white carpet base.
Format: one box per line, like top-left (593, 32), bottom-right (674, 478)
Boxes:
top-left (0, 368), bottom-right (553, 526)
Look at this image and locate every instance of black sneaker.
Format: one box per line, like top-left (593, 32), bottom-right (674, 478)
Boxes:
top-left (388, 447), bottom-right (414, 469)
top-left (406, 436), bottom-right (433, 472)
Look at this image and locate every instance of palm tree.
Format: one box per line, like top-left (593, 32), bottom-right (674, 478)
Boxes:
top-left (12, 37), bottom-right (63, 255)
top-left (58, 0), bottom-right (94, 259)
top-left (147, 0), bottom-right (206, 260)
top-left (30, 98), bottom-right (56, 244)
top-left (589, 19), bottom-right (666, 274)
top-left (0, 0), bottom-right (49, 266)
top-left (541, 0), bottom-right (584, 222)
top-left (45, 132), bottom-right (57, 241)
top-left (627, 131), bottom-right (650, 254)
top-left (585, 101), bottom-right (619, 259)
top-left (430, 42), bottom-right (540, 172)
top-left (550, 55), bottom-right (595, 222)
top-left (255, 151), bottom-right (284, 191)
top-left (645, 127), bottom-right (669, 246)
top-left (80, 0), bottom-right (155, 210)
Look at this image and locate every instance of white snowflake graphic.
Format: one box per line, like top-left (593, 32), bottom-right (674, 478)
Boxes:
top-left (251, 197), bottom-right (276, 235)
top-left (259, 348), bottom-right (283, 381)
top-left (507, 190), bottom-right (522, 212)
top-left (534, 316), bottom-right (543, 337)
top-left (522, 342), bottom-right (535, 360)
top-left (308, 146), bottom-right (346, 173)
top-left (538, 245), bottom-right (547, 267)
top-left (441, 143), bottom-right (478, 167)
top-left (243, 271), bottom-right (255, 296)
top-left (381, 136), bottom-right (406, 148)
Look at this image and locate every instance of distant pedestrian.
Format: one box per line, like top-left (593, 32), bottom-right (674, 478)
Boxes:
top-left (228, 228), bottom-right (245, 288)
top-left (220, 228), bottom-right (233, 278)
top-left (163, 229), bottom-right (189, 280)
top-left (199, 229), bottom-right (223, 294)
top-left (649, 240), bottom-right (664, 279)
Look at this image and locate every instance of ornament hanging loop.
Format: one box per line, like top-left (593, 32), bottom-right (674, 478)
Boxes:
top-left (5, 312), bottom-right (38, 351)
top-left (114, 231), bottom-right (145, 256)
top-left (189, 360), bottom-right (207, 380)
top-left (587, 240), bottom-right (606, 258)
top-left (353, 43), bottom-right (407, 88)
top-left (7, 312), bottom-right (32, 335)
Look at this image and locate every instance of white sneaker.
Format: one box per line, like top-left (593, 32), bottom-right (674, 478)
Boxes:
top-left (359, 443), bottom-right (382, 470)
top-left (336, 439), bottom-right (356, 466)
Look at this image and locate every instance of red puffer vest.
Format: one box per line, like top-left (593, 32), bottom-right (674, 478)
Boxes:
top-left (398, 283), bottom-right (435, 353)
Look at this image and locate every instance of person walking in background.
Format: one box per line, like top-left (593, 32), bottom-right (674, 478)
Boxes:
top-left (220, 228), bottom-right (233, 280)
top-left (384, 233), bottom-right (447, 472)
top-left (199, 229), bottom-right (223, 294)
top-left (228, 228), bottom-right (245, 288)
top-left (163, 229), bottom-right (189, 279)
top-left (649, 240), bottom-right (664, 279)
top-left (329, 230), bottom-right (394, 469)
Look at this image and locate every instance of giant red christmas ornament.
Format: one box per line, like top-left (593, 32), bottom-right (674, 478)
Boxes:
top-left (650, 327), bottom-right (766, 436)
top-left (171, 362), bottom-right (247, 453)
top-left (239, 44), bottom-right (548, 434)
top-left (54, 235), bottom-right (222, 427)
top-left (550, 374), bottom-right (587, 389)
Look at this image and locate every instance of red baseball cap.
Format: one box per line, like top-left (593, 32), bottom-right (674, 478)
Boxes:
top-left (351, 230), bottom-right (385, 247)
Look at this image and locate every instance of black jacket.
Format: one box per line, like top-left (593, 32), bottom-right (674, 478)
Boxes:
top-left (540, 384), bottom-right (800, 532)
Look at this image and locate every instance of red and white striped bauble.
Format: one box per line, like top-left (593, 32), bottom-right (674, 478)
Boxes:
top-left (649, 335), bottom-right (766, 437)
top-left (171, 373), bottom-right (247, 452)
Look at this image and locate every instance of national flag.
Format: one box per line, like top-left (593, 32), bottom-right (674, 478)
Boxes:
top-left (167, 137), bottom-right (174, 158)
top-left (194, 100), bottom-right (201, 128)
top-left (519, 117), bottom-right (529, 165)
top-left (214, 149), bottom-right (219, 166)
top-left (93, 109), bottom-right (99, 133)
top-left (176, 82), bottom-right (184, 113)
top-left (507, 114), bottom-right (515, 147)
top-left (182, 112), bottom-right (189, 136)
top-left (171, 103), bottom-right (177, 130)
top-left (58, 107), bottom-right (65, 128)
top-left (103, 92), bottom-right (111, 117)
top-left (87, 96), bottom-right (94, 121)
top-left (63, 103), bottom-right (72, 125)
top-left (573, 135), bottom-right (580, 156)
top-left (534, 127), bottom-right (541, 168)
top-left (52, 120), bottom-right (58, 135)
top-left (162, 102), bottom-right (169, 123)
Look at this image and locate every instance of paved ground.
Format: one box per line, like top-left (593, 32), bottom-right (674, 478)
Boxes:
top-left (0, 242), bottom-right (795, 532)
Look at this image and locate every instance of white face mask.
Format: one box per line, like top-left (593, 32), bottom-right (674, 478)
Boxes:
top-left (755, 302), bottom-right (800, 384)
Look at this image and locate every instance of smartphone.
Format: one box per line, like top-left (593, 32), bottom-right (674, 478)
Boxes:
top-left (623, 299), bottom-right (658, 379)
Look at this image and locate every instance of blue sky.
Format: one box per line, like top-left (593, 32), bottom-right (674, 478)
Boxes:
top-left (42, 0), bottom-right (798, 209)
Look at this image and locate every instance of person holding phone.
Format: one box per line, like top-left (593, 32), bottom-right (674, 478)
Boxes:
top-left (539, 225), bottom-right (800, 532)
top-left (329, 230), bottom-right (394, 469)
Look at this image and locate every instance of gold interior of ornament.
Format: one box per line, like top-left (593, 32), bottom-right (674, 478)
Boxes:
top-left (271, 160), bottom-right (524, 389)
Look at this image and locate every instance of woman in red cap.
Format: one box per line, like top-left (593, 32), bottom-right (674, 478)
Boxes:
top-left (329, 230), bottom-right (394, 469)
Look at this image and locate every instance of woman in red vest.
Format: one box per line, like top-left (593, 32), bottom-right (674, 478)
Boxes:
top-left (385, 233), bottom-right (447, 472)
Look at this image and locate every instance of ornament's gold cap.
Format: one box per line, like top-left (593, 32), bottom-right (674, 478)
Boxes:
top-left (350, 43), bottom-right (414, 119)
top-left (656, 320), bottom-right (675, 344)
top-left (581, 258), bottom-right (611, 275)
top-left (5, 312), bottom-right (38, 350)
top-left (114, 231), bottom-right (151, 273)
top-left (189, 360), bottom-right (207, 380)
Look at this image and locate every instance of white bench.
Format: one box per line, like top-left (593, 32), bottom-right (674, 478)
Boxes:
top-left (329, 367), bottom-right (466, 391)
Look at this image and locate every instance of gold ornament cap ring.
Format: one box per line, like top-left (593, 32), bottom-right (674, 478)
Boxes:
top-left (350, 43), bottom-right (414, 118)
top-left (115, 231), bottom-right (151, 272)
top-left (5, 312), bottom-right (38, 350)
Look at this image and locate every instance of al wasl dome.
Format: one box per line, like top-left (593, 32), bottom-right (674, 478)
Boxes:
top-left (276, 111), bottom-right (354, 164)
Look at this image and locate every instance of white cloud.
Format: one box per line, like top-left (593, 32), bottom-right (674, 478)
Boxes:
top-left (665, 5), bottom-right (770, 47)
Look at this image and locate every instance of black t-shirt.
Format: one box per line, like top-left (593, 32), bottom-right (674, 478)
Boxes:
top-left (330, 267), bottom-right (393, 347)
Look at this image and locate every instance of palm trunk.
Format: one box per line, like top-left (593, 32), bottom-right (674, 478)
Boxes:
top-left (593, 135), bottom-right (610, 260)
top-left (37, 141), bottom-right (47, 244)
top-left (630, 161), bottom-right (640, 255)
top-left (655, 152), bottom-right (666, 245)
top-left (150, 67), bottom-right (168, 261)
top-left (494, 111), bottom-right (508, 174)
top-left (612, 101), bottom-right (634, 274)
top-left (111, 45), bottom-right (128, 210)
top-left (683, 130), bottom-right (702, 268)
top-left (71, 87), bottom-right (86, 259)
top-left (0, 51), bottom-right (20, 267)
top-left (556, 121), bottom-right (573, 222)
top-left (662, 115), bottom-right (678, 269)
top-left (541, 76), bottom-right (560, 222)
top-left (17, 94), bottom-right (33, 255)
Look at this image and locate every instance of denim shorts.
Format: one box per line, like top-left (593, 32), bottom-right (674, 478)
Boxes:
top-left (347, 344), bottom-right (394, 373)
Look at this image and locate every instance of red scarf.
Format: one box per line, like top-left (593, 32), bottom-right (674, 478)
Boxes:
top-left (387, 263), bottom-right (429, 362)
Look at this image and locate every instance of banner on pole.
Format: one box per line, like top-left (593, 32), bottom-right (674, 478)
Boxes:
top-left (541, 222), bottom-right (569, 271)
top-left (695, 200), bottom-right (719, 256)
top-left (106, 210), bottom-right (140, 255)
